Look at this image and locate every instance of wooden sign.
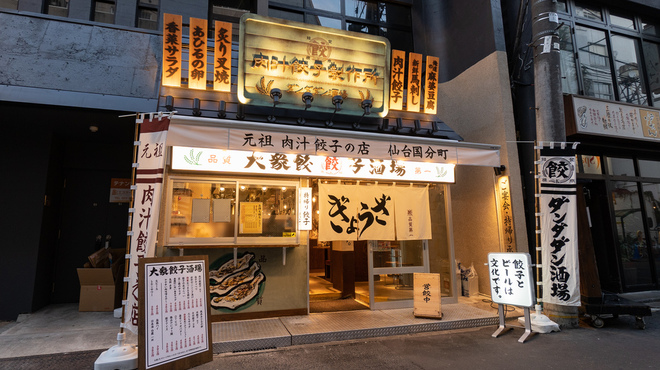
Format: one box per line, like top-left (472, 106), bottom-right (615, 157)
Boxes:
top-left (424, 56), bottom-right (439, 114)
top-left (413, 273), bottom-right (442, 319)
top-left (188, 17), bottom-right (208, 90)
top-left (138, 255), bottom-right (212, 370)
top-left (213, 21), bottom-right (232, 92)
top-left (406, 52), bottom-right (422, 112)
top-left (162, 13), bottom-right (182, 87)
top-left (389, 49), bottom-right (406, 111)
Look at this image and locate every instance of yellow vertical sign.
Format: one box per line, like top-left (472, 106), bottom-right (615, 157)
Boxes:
top-left (389, 49), bottom-right (406, 111)
top-left (497, 176), bottom-right (516, 252)
top-left (188, 17), bottom-right (208, 90)
top-left (406, 52), bottom-right (422, 112)
top-left (162, 13), bottom-right (182, 87)
top-left (213, 21), bottom-right (232, 92)
top-left (424, 56), bottom-right (439, 115)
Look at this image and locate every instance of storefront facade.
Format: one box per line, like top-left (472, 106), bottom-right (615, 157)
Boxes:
top-left (1, 1), bottom-right (526, 322)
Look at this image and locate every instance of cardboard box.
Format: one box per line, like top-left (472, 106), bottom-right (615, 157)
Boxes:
top-left (77, 268), bottom-right (115, 312)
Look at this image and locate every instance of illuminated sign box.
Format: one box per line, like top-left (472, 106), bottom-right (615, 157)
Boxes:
top-left (171, 146), bottom-right (455, 183)
top-left (238, 14), bottom-right (390, 117)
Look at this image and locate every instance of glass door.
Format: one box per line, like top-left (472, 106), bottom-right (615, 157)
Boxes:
top-left (366, 240), bottom-right (430, 309)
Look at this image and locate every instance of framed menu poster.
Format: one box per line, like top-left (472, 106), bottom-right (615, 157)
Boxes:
top-left (138, 255), bottom-right (212, 370)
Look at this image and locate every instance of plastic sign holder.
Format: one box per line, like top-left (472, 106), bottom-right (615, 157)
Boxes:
top-left (487, 252), bottom-right (535, 343)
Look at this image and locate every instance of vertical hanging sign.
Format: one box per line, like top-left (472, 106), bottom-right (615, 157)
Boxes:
top-left (389, 49), bottom-right (406, 111)
top-left (424, 56), bottom-right (439, 115)
top-left (496, 176), bottom-right (516, 252)
top-left (162, 13), bottom-right (182, 87)
top-left (540, 148), bottom-right (580, 307)
top-left (406, 52), bottom-right (422, 112)
top-left (298, 187), bottom-right (312, 231)
top-left (189, 17), bottom-right (208, 90)
top-left (125, 114), bottom-right (170, 335)
top-left (213, 21), bottom-right (232, 92)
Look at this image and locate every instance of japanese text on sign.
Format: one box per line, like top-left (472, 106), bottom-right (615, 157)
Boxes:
top-left (488, 252), bottom-right (535, 307)
top-left (144, 260), bottom-right (209, 369)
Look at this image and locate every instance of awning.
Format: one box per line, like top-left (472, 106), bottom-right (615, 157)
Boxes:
top-left (165, 115), bottom-right (500, 167)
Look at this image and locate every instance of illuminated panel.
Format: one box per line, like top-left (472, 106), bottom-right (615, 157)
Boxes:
top-left (213, 21), bottom-right (232, 92)
top-left (238, 14), bottom-right (390, 117)
top-left (406, 52), bottom-right (422, 112)
top-left (424, 56), bottom-right (439, 115)
top-left (389, 49), bottom-right (406, 111)
top-left (171, 146), bottom-right (455, 183)
top-left (188, 17), bottom-right (208, 90)
top-left (162, 13), bottom-right (182, 87)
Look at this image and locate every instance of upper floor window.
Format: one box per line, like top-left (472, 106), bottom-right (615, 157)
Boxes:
top-left (93, 0), bottom-right (115, 24)
top-left (269, 0), bottom-right (412, 51)
top-left (0, 0), bottom-right (18, 10)
top-left (46, 0), bottom-right (68, 17)
top-left (558, 1), bottom-right (660, 107)
top-left (137, 0), bottom-right (158, 30)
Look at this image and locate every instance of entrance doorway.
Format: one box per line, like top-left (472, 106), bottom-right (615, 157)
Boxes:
top-left (309, 240), bottom-right (369, 312)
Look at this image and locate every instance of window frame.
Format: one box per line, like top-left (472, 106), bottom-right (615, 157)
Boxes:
top-left (165, 176), bottom-right (301, 247)
top-left (559, 1), bottom-right (660, 107)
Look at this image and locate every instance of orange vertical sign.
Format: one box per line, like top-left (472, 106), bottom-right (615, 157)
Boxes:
top-left (188, 17), bottom-right (208, 90)
top-left (213, 21), bottom-right (232, 92)
top-left (406, 52), bottom-right (422, 112)
top-left (162, 13), bottom-right (182, 87)
top-left (389, 49), bottom-right (406, 111)
top-left (424, 56), bottom-right (439, 114)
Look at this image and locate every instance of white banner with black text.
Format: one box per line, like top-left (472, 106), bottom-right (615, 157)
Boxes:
top-left (540, 149), bottom-right (580, 307)
top-left (124, 114), bottom-right (170, 334)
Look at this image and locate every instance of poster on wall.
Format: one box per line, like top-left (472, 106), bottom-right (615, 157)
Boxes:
top-left (209, 252), bottom-right (266, 312)
top-left (239, 202), bottom-right (263, 234)
top-left (539, 148), bottom-right (580, 307)
top-left (138, 255), bottom-right (212, 370)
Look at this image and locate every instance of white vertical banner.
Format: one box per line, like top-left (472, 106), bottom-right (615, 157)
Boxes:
top-left (124, 114), bottom-right (170, 334)
top-left (394, 186), bottom-right (432, 240)
top-left (539, 150), bottom-right (580, 307)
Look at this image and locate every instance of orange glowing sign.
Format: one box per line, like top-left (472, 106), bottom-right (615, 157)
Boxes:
top-left (390, 49), bottom-right (406, 111)
top-left (406, 52), bottom-right (422, 112)
top-left (162, 13), bottom-right (182, 87)
top-left (424, 56), bottom-right (439, 115)
top-left (188, 17), bottom-right (208, 90)
top-left (214, 21), bottom-right (232, 92)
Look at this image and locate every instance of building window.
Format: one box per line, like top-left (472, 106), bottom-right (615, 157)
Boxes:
top-left (93, 0), bottom-right (115, 24)
top-left (269, 0), bottom-right (413, 51)
top-left (136, 0), bottom-right (158, 30)
top-left (166, 178), bottom-right (299, 246)
top-left (46, 0), bottom-right (69, 17)
top-left (559, 2), bottom-right (660, 107)
top-left (0, 0), bottom-right (18, 10)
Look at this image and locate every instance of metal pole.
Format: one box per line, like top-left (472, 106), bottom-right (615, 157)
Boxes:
top-left (531, 0), bottom-right (578, 328)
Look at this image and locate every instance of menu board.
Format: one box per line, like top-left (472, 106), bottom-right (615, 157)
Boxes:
top-left (138, 255), bottom-right (212, 370)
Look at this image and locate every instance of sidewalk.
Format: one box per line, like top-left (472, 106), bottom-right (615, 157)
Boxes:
top-left (0, 295), bottom-right (517, 359)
